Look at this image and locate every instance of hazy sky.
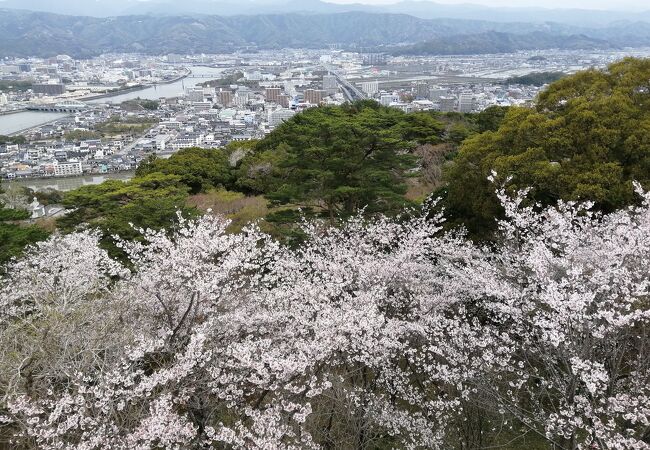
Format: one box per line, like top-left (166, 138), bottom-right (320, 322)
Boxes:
top-left (328, 0), bottom-right (649, 11)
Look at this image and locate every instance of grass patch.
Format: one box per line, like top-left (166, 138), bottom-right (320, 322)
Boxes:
top-left (93, 115), bottom-right (159, 137)
top-left (188, 190), bottom-right (270, 233)
top-left (405, 178), bottom-right (436, 203)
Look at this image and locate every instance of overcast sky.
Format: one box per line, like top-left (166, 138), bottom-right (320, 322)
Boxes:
top-left (327, 0), bottom-right (649, 11)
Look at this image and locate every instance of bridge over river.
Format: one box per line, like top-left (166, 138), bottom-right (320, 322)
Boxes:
top-left (27, 100), bottom-right (89, 113)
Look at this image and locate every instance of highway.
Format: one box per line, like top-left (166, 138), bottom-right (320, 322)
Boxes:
top-left (322, 65), bottom-right (367, 102)
top-left (347, 74), bottom-right (500, 88)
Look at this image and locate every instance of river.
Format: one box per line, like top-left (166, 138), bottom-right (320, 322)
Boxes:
top-left (88, 66), bottom-right (226, 104)
top-left (10, 172), bottom-right (135, 192)
top-left (0, 111), bottom-right (70, 135)
top-left (0, 66), bottom-right (227, 135)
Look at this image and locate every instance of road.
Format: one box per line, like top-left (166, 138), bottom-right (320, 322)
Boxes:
top-left (347, 74), bottom-right (501, 88)
top-left (322, 65), bottom-right (367, 102)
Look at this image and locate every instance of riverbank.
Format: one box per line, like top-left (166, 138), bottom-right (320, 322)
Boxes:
top-left (82, 68), bottom-right (191, 102)
top-left (81, 85), bottom-right (146, 102)
top-left (1, 66), bottom-right (222, 134)
top-left (9, 170), bottom-right (135, 192)
top-left (0, 108), bottom-right (28, 116)
top-left (7, 115), bottom-right (71, 137)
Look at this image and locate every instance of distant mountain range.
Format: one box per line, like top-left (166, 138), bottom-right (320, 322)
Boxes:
top-left (1, 0), bottom-right (650, 27)
top-left (391, 32), bottom-right (612, 56)
top-left (1, 8), bottom-right (650, 58)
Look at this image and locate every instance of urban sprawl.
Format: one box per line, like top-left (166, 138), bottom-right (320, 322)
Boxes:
top-left (2, 48), bottom-right (649, 182)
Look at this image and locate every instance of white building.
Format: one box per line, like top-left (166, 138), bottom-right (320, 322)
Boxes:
top-left (438, 96), bottom-right (457, 113)
top-left (390, 103), bottom-right (413, 113)
top-left (322, 74), bottom-right (338, 95)
top-left (244, 71), bottom-right (263, 81)
top-left (268, 108), bottom-right (296, 127)
top-left (0, 65), bottom-right (20, 74)
top-left (26, 148), bottom-right (43, 162)
top-left (380, 93), bottom-right (399, 107)
top-left (186, 88), bottom-right (204, 103)
top-left (172, 133), bottom-right (204, 150)
top-left (54, 160), bottom-right (83, 177)
top-left (155, 135), bottom-right (172, 151)
top-left (459, 93), bottom-right (477, 113)
top-left (361, 81), bottom-right (379, 96)
top-left (429, 86), bottom-right (448, 100)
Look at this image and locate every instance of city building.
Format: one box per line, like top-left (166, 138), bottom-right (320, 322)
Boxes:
top-left (1, 47), bottom-right (636, 183)
top-left (217, 90), bottom-right (233, 107)
top-left (186, 88), bottom-right (204, 103)
top-left (172, 133), bottom-right (204, 150)
top-left (244, 71), bottom-right (263, 81)
top-left (269, 108), bottom-right (296, 127)
top-left (361, 81), bottom-right (379, 96)
top-left (380, 93), bottom-right (399, 107)
top-left (458, 93), bottom-right (477, 113)
top-left (415, 82), bottom-right (429, 99)
top-left (304, 89), bottom-right (318, 104)
top-left (167, 54), bottom-right (183, 64)
top-left (33, 84), bottom-right (66, 96)
top-left (429, 87), bottom-right (448, 100)
top-left (322, 74), bottom-right (338, 95)
top-left (54, 160), bottom-right (83, 176)
top-left (266, 87), bottom-right (282, 103)
top-left (363, 53), bottom-right (387, 66)
top-left (0, 65), bottom-right (20, 74)
top-left (438, 96), bottom-right (457, 113)
top-left (234, 89), bottom-right (251, 107)
top-left (278, 94), bottom-right (291, 108)
top-left (304, 89), bottom-right (325, 105)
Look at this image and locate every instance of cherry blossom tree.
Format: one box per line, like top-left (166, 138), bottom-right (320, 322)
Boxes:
top-left (458, 181), bottom-right (650, 449)
top-left (0, 187), bottom-right (648, 449)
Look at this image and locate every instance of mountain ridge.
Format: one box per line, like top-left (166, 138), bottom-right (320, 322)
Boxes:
top-left (1, 0), bottom-right (650, 26)
top-left (0, 8), bottom-right (647, 58)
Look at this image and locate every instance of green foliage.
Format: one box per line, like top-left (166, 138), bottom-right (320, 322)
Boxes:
top-left (0, 207), bottom-right (30, 221)
top-left (136, 148), bottom-right (235, 194)
top-left (94, 116), bottom-right (158, 136)
top-left (199, 71), bottom-right (257, 88)
top-left (64, 130), bottom-right (102, 141)
top-left (393, 32), bottom-right (609, 56)
top-left (0, 223), bottom-right (49, 266)
top-left (223, 139), bottom-right (259, 155)
top-left (471, 105), bottom-right (510, 133)
top-left (188, 189), bottom-right (271, 233)
top-left (0, 135), bottom-right (27, 145)
top-left (117, 115), bottom-right (160, 124)
top-left (0, 80), bottom-right (32, 92)
top-left (444, 57), bottom-right (650, 237)
top-left (235, 143), bottom-right (291, 195)
top-left (505, 71), bottom-right (566, 86)
top-left (31, 188), bottom-right (64, 206)
top-left (51, 101), bottom-right (476, 253)
top-left (0, 180), bottom-right (49, 266)
top-left (58, 173), bottom-right (198, 259)
top-left (446, 122), bottom-right (473, 145)
top-left (395, 111), bottom-right (445, 144)
top-left (121, 99), bottom-right (160, 110)
top-left (200, 71), bottom-right (243, 87)
top-left (244, 101), bottom-right (438, 220)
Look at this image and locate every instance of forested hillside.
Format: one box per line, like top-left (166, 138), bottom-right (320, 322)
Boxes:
top-left (1, 8), bottom-right (649, 57)
top-left (444, 57), bottom-right (650, 236)
top-left (391, 31), bottom-right (610, 55)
